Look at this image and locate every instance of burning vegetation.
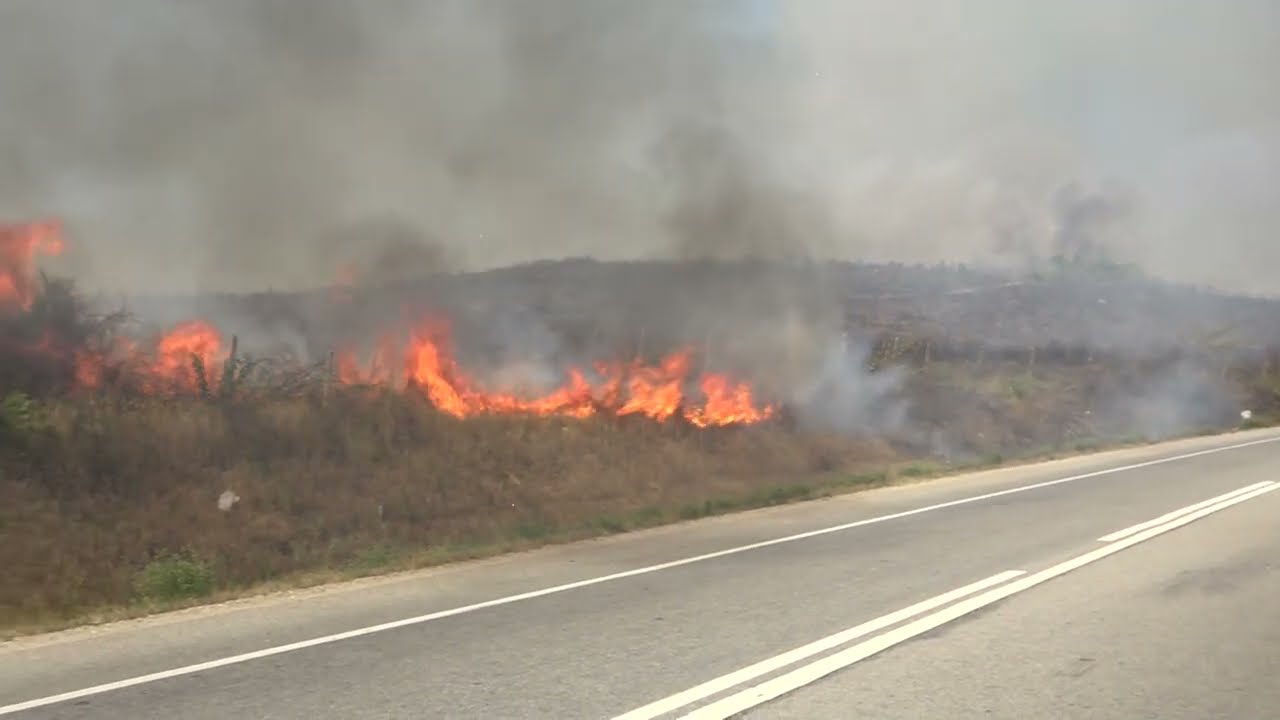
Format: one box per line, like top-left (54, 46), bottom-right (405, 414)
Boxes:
top-left (0, 220), bottom-right (64, 312)
top-left (339, 329), bottom-right (773, 427)
top-left (0, 220), bottom-right (774, 428)
top-left (6, 216), bottom-right (1280, 632)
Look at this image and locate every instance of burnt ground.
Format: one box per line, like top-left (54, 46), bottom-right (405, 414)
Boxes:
top-left (4, 258), bottom-right (1280, 633)
top-left (115, 258), bottom-right (1280, 361)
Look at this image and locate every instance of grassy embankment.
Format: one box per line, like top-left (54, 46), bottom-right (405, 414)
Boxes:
top-left (3, 275), bottom-right (1280, 638)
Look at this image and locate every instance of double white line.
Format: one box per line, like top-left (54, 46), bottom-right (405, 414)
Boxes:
top-left (614, 480), bottom-right (1280, 720)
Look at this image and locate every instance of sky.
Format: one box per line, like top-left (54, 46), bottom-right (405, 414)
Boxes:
top-left (0, 0), bottom-right (1277, 295)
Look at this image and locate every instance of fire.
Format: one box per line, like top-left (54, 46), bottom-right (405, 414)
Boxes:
top-left (685, 375), bottom-right (775, 428)
top-left (3, 217), bottom-right (774, 426)
top-left (339, 321), bottom-right (775, 426)
top-left (147, 320), bottom-right (226, 394)
top-left (68, 321), bottom-right (227, 396)
top-left (336, 337), bottom-right (396, 386)
top-left (0, 220), bottom-right (64, 312)
top-left (399, 323), bottom-right (599, 419)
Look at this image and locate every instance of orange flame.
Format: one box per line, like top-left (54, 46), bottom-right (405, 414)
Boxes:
top-left (0, 220), bottom-right (64, 312)
top-left (685, 374), bottom-right (775, 428)
top-left (147, 320), bottom-right (225, 393)
top-left (339, 320), bottom-right (775, 426)
top-left (70, 321), bottom-right (228, 395)
top-left (2, 217), bottom-right (773, 425)
top-left (336, 332), bottom-right (398, 387)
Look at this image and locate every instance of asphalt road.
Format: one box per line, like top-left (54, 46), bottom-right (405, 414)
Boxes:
top-left (3, 428), bottom-right (1279, 719)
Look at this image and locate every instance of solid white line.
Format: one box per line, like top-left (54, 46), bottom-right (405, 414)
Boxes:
top-left (1097, 481), bottom-right (1276, 542)
top-left (680, 482), bottom-right (1280, 719)
top-left (610, 571), bottom-right (1026, 720)
top-left (1, 434), bottom-right (1277, 716)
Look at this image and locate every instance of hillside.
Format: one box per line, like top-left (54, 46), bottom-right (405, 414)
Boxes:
top-left (5, 249), bottom-right (1280, 634)
top-left (118, 258), bottom-right (1280, 359)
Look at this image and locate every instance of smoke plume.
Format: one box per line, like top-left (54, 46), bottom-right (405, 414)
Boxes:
top-left (2, 1), bottom-right (1277, 294)
top-left (2, 0), bottom-right (1278, 440)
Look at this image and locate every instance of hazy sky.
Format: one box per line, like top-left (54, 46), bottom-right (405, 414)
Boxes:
top-left (1, 1), bottom-right (1277, 294)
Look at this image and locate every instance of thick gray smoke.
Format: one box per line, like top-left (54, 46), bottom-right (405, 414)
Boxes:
top-left (1, 1), bottom-right (1277, 440)
top-left (0, 0), bottom-right (777, 293)
top-left (2, 1), bottom-right (1277, 294)
top-left (1050, 182), bottom-right (1136, 265)
top-left (772, 1), bottom-right (1280, 292)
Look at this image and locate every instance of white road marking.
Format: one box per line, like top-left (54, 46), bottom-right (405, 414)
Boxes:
top-left (677, 482), bottom-right (1280, 719)
top-left (611, 571), bottom-right (1026, 720)
top-left (2, 434), bottom-right (1277, 716)
top-left (1097, 480), bottom-right (1276, 542)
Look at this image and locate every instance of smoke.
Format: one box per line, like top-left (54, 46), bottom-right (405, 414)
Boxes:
top-left (319, 216), bottom-right (456, 289)
top-left (1096, 360), bottom-right (1241, 441)
top-left (0, 0), bottom-right (769, 293)
top-left (771, 0), bottom-right (1280, 291)
top-left (1049, 182), bottom-right (1136, 265)
top-left (2, 1), bottom-right (1276, 295)
top-left (654, 121), bottom-right (832, 262)
top-left (785, 335), bottom-right (907, 434)
top-left (3, 0), bottom-right (1278, 440)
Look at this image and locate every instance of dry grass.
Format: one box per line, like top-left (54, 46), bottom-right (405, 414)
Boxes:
top-left (0, 389), bottom-right (903, 632)
top-left (5, 352), bottom-right (1276, 636)
top-left (6, 268), bottom-right (1280, 636)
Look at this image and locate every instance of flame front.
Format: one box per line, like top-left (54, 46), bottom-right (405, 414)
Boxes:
top-left (68, 321), bottom-right (227, 395)
top-left (148, 320), bottom-right (225, 393)
top-left (4, 217), bottom-right (775, 427)
top-left (1, 220), bottom-right (64, 312)
top-left (337, 322), bottom-right (775, 425)
top-left (685, 375), bottom-right (775, 427)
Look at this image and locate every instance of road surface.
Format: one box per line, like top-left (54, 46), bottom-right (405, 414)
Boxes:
top-left (3, 428), bottom-right (1279, 719)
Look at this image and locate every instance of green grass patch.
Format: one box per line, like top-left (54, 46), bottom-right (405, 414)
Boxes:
top-left (588, 515), bottom-right (628, 534)
top-left (514, 521), bottom-right (554, 541)
top-left (838, 470), bottom-right (890, 487)
top-left (898, 462), bottom-right (939, 478)
top-left (749, 483), bottom-right (812, 506)
top-left (134, 552), bottom-right (216, 603)
top-left (345, 545), bottom-right (399, 576)
top-left (678, 497), bottom-right (739, 520)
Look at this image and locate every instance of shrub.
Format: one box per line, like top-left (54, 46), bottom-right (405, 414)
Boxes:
top-left (134, 552), bottom-right (217, 603)
top-left (0, 391), bottom-right (50, 447)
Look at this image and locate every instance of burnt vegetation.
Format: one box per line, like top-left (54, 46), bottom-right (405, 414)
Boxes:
top-left (4, 258), bottom-right (1280, 632)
